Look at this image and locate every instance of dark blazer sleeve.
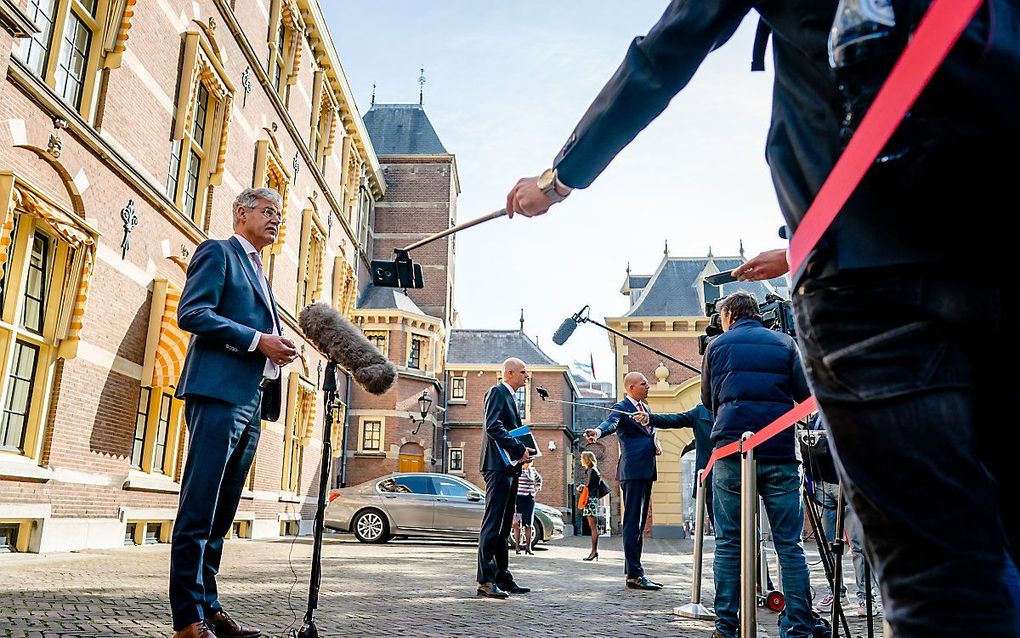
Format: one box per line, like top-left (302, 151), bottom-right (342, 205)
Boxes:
top-left (484, 388), bottom-right (527, 461)
top-left (177, 240), bottom-right (259, 350)
top-left (648, 405), bottom-right (698, 430)
top-left (553, 0), bottom-right (754, 188)
top-left (700, 341), bottom-right (715, 413)
top-left (596, 405), bottom-right (624, 438)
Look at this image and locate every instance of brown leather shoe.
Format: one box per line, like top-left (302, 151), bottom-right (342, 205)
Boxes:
top-left (207, 610), bottom-right (261, 638)
top-left (172, 621), bottom-right (216, 638)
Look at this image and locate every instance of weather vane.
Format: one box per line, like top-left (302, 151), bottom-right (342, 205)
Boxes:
top-left (418, 67), bottom-right (426, 105)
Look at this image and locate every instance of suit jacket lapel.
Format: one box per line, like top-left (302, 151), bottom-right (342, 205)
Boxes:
top-left (228, 237), bottom-right (275, 317)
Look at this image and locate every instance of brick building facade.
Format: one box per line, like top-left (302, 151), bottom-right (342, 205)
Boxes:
top-left (444, 329), bottom-right (579, 521)
top-left (0, 0), bottom-right (383, 552)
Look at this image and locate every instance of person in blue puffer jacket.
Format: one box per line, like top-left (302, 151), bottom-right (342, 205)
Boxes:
top-left (701, 290), bottom-right (813, 638)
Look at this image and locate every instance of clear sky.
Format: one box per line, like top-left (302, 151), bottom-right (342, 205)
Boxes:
top-left (324, 2), bottom-right (781, 387)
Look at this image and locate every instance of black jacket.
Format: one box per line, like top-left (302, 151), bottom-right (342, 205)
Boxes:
top-left (649, 403), bottom-right (713, 496)
top-left (701, 318), bottom-right (810, 463)
top-left (480, 384), bottom-right (527, 473)
top-left (553, 0), bottom-right (1017, 275)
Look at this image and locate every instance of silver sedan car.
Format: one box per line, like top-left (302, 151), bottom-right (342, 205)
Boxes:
top-left (324, 472), bottom-right (565, 544)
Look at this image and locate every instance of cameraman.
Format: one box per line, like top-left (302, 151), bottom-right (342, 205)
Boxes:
top-left (702, 291), bottom-right (813, 638)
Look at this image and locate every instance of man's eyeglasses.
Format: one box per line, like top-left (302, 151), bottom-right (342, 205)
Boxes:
top-left (247, 205), bottom-right (282, 220)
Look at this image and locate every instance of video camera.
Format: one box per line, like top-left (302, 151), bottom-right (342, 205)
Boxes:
top-left (698, 270), bottom-right (795, 355)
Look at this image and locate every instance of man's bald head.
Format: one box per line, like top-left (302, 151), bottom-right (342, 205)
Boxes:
top-left (502, 358), bottom-right (530, 391)
top-left (624, 372), bottom-right (650, 401)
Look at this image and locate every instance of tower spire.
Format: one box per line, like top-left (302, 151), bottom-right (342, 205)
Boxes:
top-left (371, 83), bottom-right (376, 106)
top-left (418, 67), bottom-right (426, 105)
top-left (519, 308), bottom-right (525, 331)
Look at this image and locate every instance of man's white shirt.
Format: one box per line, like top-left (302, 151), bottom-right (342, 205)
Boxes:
top-left (233, 234), bottom-right (279, 380)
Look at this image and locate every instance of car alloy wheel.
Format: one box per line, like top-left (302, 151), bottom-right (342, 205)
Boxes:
top-left (353, 510), bottom-right (389, 543)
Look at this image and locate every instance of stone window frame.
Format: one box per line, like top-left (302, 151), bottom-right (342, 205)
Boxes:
top-left (358, 417), bottom-right (384, 453)
top-left (450, 376), bottom-right (466, 402)
top-left (447, 447), bottom-right (464, 473)
top-left (15, 0), bottom-right (136, 120)
top-left (132, 278), bottom-right (187, 478)
top-left (0, 175), bottom-right (97, 464)
top-left (128, 386), bottom-right (184, 478)
top-left (295, 206), bottom-right (326, 313)
top-left (282, 371), bottom-right (316, 495)
top-left (167, 29), bottom-right (234, 230)
top-left (308, 69), bottom-right (339, 171)
top-left (365, 330), bottom-right (387, 357)
top-left (266, 0), bottom-right (304, 100)
top-left (253, 136), bottom-right (291, 258)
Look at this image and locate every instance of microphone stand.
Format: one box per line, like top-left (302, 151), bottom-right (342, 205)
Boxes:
top-left (568, 306), bottom-right (701, 374)
top-left (297, 361), bottom-right (338, 638)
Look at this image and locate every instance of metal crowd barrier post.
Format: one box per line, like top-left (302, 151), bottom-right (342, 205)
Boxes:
top-left (740, 432), bottom-right (770, 638)
top-left (674, 469), bottom-right (716, 620)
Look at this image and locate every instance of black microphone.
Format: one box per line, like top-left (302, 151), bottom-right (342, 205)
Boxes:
top-left (552, 316), bottom-right (578, 346)
top-left (298, 303), bottom-right (398, 395)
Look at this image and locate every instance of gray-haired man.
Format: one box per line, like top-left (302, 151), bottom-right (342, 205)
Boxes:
top-left (170, 188), bottom-right (298, 638)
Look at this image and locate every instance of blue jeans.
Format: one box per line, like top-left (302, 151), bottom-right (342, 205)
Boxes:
top-left (817, 480), bottom-right (878, 601)
top-left (795, 265), bottom-right (1018, 637)
top-left (713, 458), bottom-right (814, 638)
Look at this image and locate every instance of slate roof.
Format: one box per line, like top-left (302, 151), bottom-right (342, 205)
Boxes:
top-left (447, 330), bottom-right (559, 366)
top-left (357, 284), bottom-right (428, 315)
top-left (624, 256), bottom-right (786, 318)
top-left (362, 103), bottom-right (447, 155)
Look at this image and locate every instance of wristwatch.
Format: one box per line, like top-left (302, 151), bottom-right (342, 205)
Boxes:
top-left (537, 168), bottom-right (571, 204)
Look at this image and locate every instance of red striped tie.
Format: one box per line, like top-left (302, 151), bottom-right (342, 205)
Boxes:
top-left (637, 402), bottom-right (651, 435)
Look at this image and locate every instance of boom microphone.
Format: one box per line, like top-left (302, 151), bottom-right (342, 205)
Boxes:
top-left (298, 303), bottom-right (398, 395)
top-left (552, 316), bottom-right (579, 346)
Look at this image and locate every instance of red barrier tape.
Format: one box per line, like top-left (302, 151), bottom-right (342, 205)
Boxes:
top-left (787, 0), bottom-right (982, 277)
top-left (700, 397), bottom-right (817, 481)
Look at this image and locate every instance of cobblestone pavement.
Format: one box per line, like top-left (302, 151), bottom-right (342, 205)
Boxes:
top-left (1, 533), bottom-right (883, 637)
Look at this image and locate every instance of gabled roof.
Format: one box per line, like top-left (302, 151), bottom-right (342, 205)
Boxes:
top-left (362, 103), bottom-right (447, 155)
top-left (623, 256), bottom-right (785, 318)
top-left (447, 330), bottom-right (558, 366)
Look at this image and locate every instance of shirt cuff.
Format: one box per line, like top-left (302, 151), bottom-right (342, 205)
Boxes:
top-left (249, 332), bottom-right (262, 352)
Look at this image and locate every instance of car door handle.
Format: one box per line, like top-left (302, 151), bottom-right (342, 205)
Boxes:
top-left (434, 497), bottom-right (448, 502)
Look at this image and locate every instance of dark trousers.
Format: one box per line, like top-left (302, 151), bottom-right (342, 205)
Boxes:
top-left (476, 469), bottom-right (519, 585)
top-left (621, 479), bottom-right (653, 579)
top-left (795, 264), bottom-right (1018, 638)
top-left (169, 391), bottom-right (261, 631)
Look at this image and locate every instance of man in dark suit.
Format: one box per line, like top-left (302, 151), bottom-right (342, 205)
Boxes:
top-left (170, 187), bottom-right (298, 638)
top-left (584, 371), bottom-right (689, 590)
top-left (476, 357), bottom-right (533, 599)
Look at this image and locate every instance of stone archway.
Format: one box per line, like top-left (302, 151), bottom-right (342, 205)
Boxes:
top-left (397, 442), bottom-right (425, 473)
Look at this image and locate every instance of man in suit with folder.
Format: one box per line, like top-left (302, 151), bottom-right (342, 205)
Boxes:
top-left (584, 371), bottom-right (691, 590)
top-left (170, 187), bottom-right (298, 638)
top-left (476, 357), bottom-right (533, 599)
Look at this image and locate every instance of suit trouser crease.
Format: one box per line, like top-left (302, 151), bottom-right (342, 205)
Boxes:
top-left (477, 469), bottom-right (519, 585)
top-left (170, 392), bottom-right (261, 630)
top-left (621, 479), bottom-right (653, 579)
